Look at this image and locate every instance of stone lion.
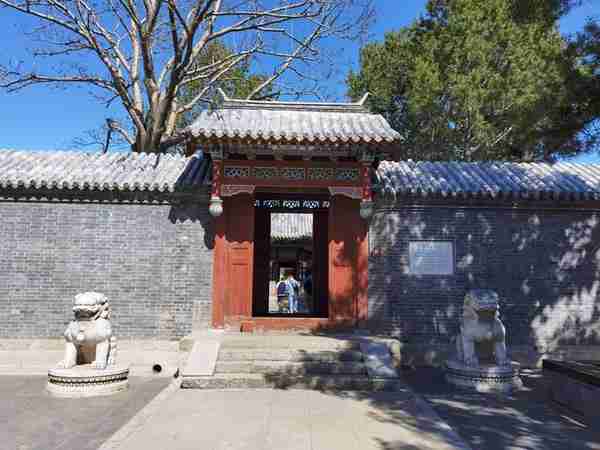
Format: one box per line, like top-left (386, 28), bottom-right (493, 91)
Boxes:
top-left (456, 289), bottom-right (508, 367)
top-left (57, 292), bottom-right (117, 370)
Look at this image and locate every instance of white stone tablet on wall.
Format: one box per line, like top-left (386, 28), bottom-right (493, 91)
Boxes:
top-left (408, 241), bottom-right (454, 275)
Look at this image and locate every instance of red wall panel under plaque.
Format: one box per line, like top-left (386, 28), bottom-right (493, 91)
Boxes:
top-left (328, 196), bottom-right (362, 325)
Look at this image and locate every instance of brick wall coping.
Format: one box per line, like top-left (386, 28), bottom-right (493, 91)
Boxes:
top-left (375, 160), bottom-right (600, 202)
top-left (0, 149), bottom-right (210, 193)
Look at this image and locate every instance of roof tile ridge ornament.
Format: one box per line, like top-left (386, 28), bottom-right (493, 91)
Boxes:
top-left (358, 92), bottom-right (370, 106)
top-left (214, 90), bottom-right (372, 114)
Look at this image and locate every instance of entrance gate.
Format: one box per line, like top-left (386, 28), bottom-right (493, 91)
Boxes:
top-left (184, 93), bottom-right (401, 331)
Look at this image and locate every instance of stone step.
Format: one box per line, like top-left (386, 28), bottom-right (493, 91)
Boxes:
top-left (181, 373), bottom-right (403, 391)
top-left (215, 360), bottom-right (367, 375)
top-left (217, 336), bottom-right (362, 351)
top-left (217, 349), bottom-right (364, 362)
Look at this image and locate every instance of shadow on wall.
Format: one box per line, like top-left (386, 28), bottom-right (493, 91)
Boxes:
top-left (369, 166), bottom-right (600, 353)
top-left (167, 151), bottom-right (215, 250)
top-left (529, 215), bottom-right (600, 352)
top-left (168, 203), bottom-right (215, 250)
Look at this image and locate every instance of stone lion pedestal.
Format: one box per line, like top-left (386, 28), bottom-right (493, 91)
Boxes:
top-left (445, 289), bottom-right (522, 394)
top-left (47, 292), bottom-right (129, 398)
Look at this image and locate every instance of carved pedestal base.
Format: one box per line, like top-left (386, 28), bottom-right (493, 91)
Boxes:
top-left (47, 364), bottom-right (129, 398)
top-left (444, 359), bottom-right (522, 394)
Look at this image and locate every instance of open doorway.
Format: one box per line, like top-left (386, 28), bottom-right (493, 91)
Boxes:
top-left (252, 195), bottom-right (329, 318)
top-left (269, 213), bottom-right (313, 314)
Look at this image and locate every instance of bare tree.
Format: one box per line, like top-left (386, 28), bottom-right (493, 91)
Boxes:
top-left (0, 0), bottom-right (373, 153)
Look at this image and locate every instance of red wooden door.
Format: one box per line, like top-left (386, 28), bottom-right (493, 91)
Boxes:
top-left (213, 192), bottom-right (367, 330)
top-left (225, 195), bottom-right (254, 324)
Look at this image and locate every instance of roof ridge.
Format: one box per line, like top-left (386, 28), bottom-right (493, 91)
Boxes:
top-left (0, 148), bottom-right (93, 155)
top-left (394, 159), bottom-right (600, 168)
top-left (0, 149), bottom-right (188, 160)
top-left (217, 89), bottom-right (370, 114)
top-left (187, 94), bottom-right (401, 146)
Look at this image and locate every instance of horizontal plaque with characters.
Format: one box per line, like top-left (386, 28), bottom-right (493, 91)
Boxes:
top-left (254, 198), bottom-right (330, 211)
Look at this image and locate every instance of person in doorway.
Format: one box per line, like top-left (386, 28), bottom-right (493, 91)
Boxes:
top-left (284, 271), bottom-right (301, 314)
top-left (276, 275), bottom-right (289, 313)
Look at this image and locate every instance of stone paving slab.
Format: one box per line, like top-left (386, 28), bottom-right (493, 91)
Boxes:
top-left (403, 367), bottom-right (600, 450)
top-left (3, 375), bottom-right (170, 450)
top-left (101, 386), bottom-right (469, 450)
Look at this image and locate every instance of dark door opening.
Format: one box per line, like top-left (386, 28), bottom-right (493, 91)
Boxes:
top-left (252, 195), bottom-right (329, 318)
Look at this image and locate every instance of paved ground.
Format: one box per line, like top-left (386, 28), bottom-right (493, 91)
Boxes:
top-left (100, 387), bottom-right (467, 450)
top-left (403, 368), bottom-right (600, 450)
top-left (10, 365), bottom-right (599, 450)
top-left (4, 376), bottom-right (170, 450)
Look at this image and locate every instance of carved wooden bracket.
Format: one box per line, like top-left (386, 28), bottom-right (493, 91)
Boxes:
top-left (361, 164), bottom-right (372, 202)
top-left (211, 160), bottom-right (222, 198)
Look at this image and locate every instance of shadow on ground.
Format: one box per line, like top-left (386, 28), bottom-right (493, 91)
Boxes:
top-left (257, 336), bottom-right (466, 450)
top-left (401, 367), bottom-right (600, 450)
top-left (260, 335), bottom-right (600, 450)
top-left (4, 376), bottom-right (170, 450)
top-left (332, 389), bottom-right (467, 450)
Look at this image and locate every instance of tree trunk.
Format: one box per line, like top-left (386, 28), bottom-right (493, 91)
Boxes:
top-left (133, 127), bottom-right (163, 154)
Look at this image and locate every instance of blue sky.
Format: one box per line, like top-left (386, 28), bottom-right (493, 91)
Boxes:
top-left (1, 0), bottom-right (599, 158)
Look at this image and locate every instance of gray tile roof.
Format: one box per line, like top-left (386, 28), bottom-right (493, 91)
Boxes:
top-left (376, 160), bottom-right (600, 200)
top-left (187, 95), bottom-right (401, 146)
top-left (3, 149), bottom-right (600, 202)
top-left (0, 149), bottom-right (210, 192)
top-left (270, 213), bottom-right (313, 242)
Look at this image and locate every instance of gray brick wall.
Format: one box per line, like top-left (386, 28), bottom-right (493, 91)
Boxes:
top-left (0, 194), bottom-right (214, 339)
top-left (368, 202), bottom-right (600, 349)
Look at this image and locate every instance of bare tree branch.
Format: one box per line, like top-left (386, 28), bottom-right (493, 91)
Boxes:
top-left (0, 72), bottom-right (117, 93)
top-left (1, 0), bottom-right (374, 153)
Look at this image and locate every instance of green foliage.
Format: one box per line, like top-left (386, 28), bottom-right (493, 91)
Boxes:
top-left (176, 41), bottom-right (274, 129)
top-left (348, 0), bottom-right (598, 161)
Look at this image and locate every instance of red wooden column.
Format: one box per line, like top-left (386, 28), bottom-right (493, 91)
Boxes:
top-left (210, 155), bottom-right (225, 328)
top-left (211, 214), bottom-right (226, 328)
top-left (356, 160), bottom-right (372, 324)
top-left (355, 211), bottom-right (369, 325)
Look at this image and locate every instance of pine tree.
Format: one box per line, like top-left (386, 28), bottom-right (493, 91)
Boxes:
top-left (348, 0), bottom-right (596, 161)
